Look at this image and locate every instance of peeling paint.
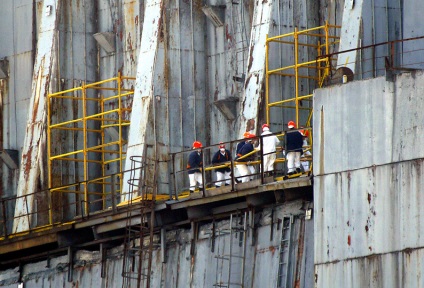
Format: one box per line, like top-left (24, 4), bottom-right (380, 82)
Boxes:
top-left (13, 0), bottom-right (61, 233)
top-left (122, 0), bottom-right (163, 201)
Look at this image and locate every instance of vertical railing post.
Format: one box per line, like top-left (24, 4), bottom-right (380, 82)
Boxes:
top-left (390, 41), bottom-right (395, 69)
top-left (260, 135), bottom-right (264, 184)
top-left (25, 195), bottom-right (31, 230)
top-left (111, 175), bottom-right (117, 213)
top-left (47, 88), bottom-right (53, 226)
top-left (1, 200), bottom-right (7, 237)
top-left (82, 82), bottom-right (89, 215)
top-left (230, 141), bottom-right (236, 191)
top-left (48, 188), bottom-right (53, 226)
top-left (171, 153), bottom-right (178, 201)
top-left (201, 149), bottom-right (206, 197)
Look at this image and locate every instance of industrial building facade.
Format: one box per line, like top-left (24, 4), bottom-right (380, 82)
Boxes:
top-left (1, 0), bottom-right (424, 287)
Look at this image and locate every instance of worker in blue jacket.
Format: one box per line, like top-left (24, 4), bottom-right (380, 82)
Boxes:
top-left (211, 142), bottom-right (232, 188)
top-left (187, 141), bottom-right (203, 193)
top-left (236, 132), bottom-right (256, 182)
top-left (285, 121), bottom-right (303, 175)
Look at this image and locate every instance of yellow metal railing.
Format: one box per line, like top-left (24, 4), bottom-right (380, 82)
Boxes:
top-left (47, 74), bottom-right (135, 217)
top-left (265, 22), bottom-right (340, 172)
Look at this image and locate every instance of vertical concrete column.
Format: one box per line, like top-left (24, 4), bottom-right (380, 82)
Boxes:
top-left (13, 0), bottom-right (61, 233)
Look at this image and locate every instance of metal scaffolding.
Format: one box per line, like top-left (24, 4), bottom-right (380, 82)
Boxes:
top-left (265, 22), bottom-right (341, 127)
top-left (47, 74), bottom-right (135, 217)
top-left (265, 22), bottom-right (341, 176)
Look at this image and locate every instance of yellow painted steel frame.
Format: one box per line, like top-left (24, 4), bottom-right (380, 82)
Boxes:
top-left (265, 22), bottom-right (340, 172)
top-left (47, 74), bottom-right (135, 218)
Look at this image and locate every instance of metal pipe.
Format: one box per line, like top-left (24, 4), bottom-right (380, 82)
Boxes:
top-left (201, 149), bottom-right (206, 197)
top-left (190, 0), bottom-right (196, 137)
top-left (294, 27), bottom-right (299, 126)
top-left (260, 135), bottom-right (264, 184)
top-left (161, 227), bottom-right (166, 263)
top-left (266, 34), bottom-right (270, 125)
top-left (241, 211), bottom-right (247, 286)
top-left (227, 213), bottom-right (233, 286)
top-left (82, 83), bottom-right (89, 215)
top-left (230, 141), bottom-right (236, 191)
top-left (67, 246), bottom-right (73, 282)
top-left (1, 200), bottom-right (7, 237)
top-left (111, 175), bottom-right (116, 213)
top-left (118, 72), bottom-right (123, 204)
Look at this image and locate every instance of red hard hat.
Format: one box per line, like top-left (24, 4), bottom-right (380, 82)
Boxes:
top-left (247, 133), bottom-right (256, 139)
top-left (288, 121), bottom-right (296, 128)
top-left (219, 142), bottom-right (225, 149)
top-left (262, 124), bottom-right (270, 131)
top-left (192, 141), bottom-right (202, 149)
top-left (243, 132), bottom-right (251, 138)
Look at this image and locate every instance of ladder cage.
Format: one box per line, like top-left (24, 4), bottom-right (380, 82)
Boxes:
top-left (122, 156), bottom-right (157, 288)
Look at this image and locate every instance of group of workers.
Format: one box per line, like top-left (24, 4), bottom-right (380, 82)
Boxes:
top-left (186, 121), bottom-right (310, 193)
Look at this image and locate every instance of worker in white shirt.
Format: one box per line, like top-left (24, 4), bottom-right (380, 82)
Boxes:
top-left (257, 124), bottom-right (280, 176)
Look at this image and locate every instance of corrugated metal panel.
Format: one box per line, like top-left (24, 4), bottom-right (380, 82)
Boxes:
top-left (0, 1), bottom-right (34, 199)
top-left (97, 0), bottom-right (143, 79)
top-left (0, 1), bottom-right (15, 57)
top-left (207, 1), bottom-right (252, 147)
top-left (337, 1), bottom-right (409, 77)
top-left (403, 1), bottom-right (424, 69)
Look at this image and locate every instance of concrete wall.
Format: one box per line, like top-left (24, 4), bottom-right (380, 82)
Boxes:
top-left (314, 71), bottom-right (424, 287)
top-left (0, 201), bottom-right (314, 288)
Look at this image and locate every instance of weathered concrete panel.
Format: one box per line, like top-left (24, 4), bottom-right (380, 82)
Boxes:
top-left (314, 72), bottom-right (424, 175)
top-left (315, 249), bottom-right (424, 288)
top-left (314, 71), bottom-right (424, 287)
top-left (315, 160), bottom-right (424, 264)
